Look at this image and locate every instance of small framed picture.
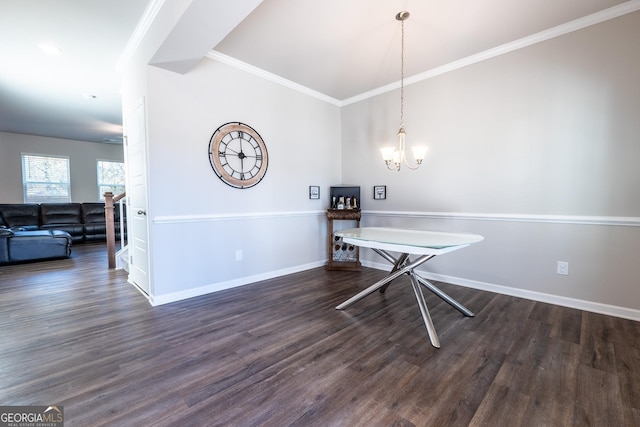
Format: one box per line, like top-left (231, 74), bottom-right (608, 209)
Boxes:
top-left (309, 185), bottom-right (320, 200)
top-left (373, 185), bottom-right (386, 200)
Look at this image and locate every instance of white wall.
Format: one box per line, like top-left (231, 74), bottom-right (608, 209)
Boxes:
top-left (125, 4), bottom-right (639, 318)
top-left (341, 11), bottom-right (640, 316)
top-left (143, 57), bottom-right (341, 302)
top-left (0, 131), bottom-right (124, 203)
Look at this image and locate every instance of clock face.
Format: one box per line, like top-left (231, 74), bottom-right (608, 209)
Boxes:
top-left (208, 122), bottom-right (269, 189)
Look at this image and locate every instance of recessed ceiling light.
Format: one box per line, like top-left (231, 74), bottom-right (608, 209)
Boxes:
top-left (38, 43), bottom-right (62, 55)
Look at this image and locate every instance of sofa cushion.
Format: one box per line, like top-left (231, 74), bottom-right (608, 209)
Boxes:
top-left (40, 203), bottom-right (84, 242)
top-left (82, 202), bottom-right (125, 221)
top-left (7, 229), bottom-right (72, 262)
top-left (40, 203), bottom-right (82, 225)
top-left (81, 203), bottom-right (106, 224)
top-left (82, 202), bottom-right (125, 242)
top-left (10, 225), bottom-right (37, 231)
top-left (0, 204), bottom-right (41, 228)
top-left (39, 224), bottom-right (84, 242)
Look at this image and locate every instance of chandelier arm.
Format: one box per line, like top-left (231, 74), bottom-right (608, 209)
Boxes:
top-left (402, 158), bottom-right (422, 170)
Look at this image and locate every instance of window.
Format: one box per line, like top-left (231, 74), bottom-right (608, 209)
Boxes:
top-left (22, 154), bottom-right (71, 203)
top-left (97, 160), bottom-right (125, 200)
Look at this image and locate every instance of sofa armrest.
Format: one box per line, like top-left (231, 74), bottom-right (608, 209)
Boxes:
top-left (0, 227), bottom-right (12, 264)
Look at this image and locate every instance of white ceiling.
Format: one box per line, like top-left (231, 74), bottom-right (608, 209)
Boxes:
top-left (0, 0), bottom-right (150, 144)
top-left (0, 0), bottom-right (636, 144)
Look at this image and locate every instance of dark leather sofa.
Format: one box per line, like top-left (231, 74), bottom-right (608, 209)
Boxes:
top-left (40, 203), bottom-right (85, 242)
top-left (81, 203), bottom-right (126, 242)
top-left (0, 227), bottom-right (72, 264)
top-left (0, 202), bottom-right (126, 265)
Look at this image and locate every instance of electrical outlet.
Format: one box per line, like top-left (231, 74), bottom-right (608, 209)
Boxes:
top-left (557, 261), bottom-right (569, 275)
top-left (235, 250), bottom-right (243, 261)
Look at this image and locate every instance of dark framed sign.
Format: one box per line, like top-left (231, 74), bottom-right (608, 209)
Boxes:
top-left (309, 185), bottom-right (320, 200)
top-left (373, 185), bottom-right (386, 200)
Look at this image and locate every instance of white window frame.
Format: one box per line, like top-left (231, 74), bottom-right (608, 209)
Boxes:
top-left (21, 153), bottom-right (71, 203)
top-left (97, 160), bottom-right (125, 200)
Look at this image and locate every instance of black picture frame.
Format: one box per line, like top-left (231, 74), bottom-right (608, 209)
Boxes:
top-left (309, 185), bottom-right (320, 200)
top-left (373, 185), bottom-right (386, 200)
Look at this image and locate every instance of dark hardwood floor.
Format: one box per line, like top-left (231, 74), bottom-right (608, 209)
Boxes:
top-left (1, 244), bottom-right (639, 426)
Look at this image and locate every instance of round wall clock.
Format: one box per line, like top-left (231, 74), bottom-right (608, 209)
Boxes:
top-left (208, 122), bottom-right (269, 189)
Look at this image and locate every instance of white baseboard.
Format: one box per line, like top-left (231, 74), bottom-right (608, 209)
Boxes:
top-left (144, 256), bottom-right (640, 322)
top-left (149, 260), bottom-right (326, 306)
top-left (362, 260), bottom-right (640, 322)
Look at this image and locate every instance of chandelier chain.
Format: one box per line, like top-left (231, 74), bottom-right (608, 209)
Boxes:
top-left (380, 11), bottom-right (426, 172)
top-left (400, 16), bottom-right (405, 129)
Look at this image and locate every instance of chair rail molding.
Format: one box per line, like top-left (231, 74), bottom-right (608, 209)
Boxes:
top-left (363, 210), bottom-right (640, 227)
top-left (152, 210), bottom-right (326, 224)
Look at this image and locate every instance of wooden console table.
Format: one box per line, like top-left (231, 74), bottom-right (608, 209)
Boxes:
top-left (326, 209), bottom-right (361, 271)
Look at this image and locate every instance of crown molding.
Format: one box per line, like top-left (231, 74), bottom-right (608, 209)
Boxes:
top-left (206, 51), bottom-right (342, 106)
top-left (342, 0), bottom-right (640, 105)
top-left (119, 1), bottom-right (640, 104)
top-left (116, 0), bottom-right (166, 72)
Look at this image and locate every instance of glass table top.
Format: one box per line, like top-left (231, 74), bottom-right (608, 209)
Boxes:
top-left (335, 227), bottom-right (484, 249)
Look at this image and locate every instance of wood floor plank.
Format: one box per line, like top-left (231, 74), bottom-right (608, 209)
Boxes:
top-left (611, 316), bottom-right (640, 414)
top-left (572, 364), bottom-right (625, 426)
top-left (579, 311), bottom-right (618, 373)
top-left (468, 383), bottom-right (531, 426)
top-left (1, 243), bottom-right (640, 426)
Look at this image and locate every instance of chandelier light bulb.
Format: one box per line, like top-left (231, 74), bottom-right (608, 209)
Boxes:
top-left (412, 146), bottom-right (428, 163)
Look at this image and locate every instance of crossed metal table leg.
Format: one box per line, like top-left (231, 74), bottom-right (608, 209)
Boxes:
top-left (335, 249), bottom-right (474, 348)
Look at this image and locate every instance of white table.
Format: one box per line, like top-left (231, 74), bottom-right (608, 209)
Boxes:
top-left (334, 227), bottom-right (484, 348)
